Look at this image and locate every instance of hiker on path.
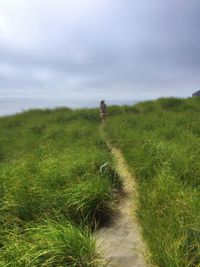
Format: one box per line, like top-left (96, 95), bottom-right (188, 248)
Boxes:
top-left (100, 100), bottom-right (107, 121)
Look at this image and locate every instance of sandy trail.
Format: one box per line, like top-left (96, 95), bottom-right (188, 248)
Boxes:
top-left (95, 137), bottom-right (149, 267)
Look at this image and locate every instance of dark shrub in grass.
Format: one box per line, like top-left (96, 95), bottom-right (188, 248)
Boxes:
top-left (61, 177), bottom-right (117, 228)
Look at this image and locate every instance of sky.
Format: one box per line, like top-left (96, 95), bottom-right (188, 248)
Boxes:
top-left (0, 0), bottom-right (200, 104)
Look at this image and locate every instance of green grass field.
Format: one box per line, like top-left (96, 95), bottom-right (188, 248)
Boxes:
top-left (0, 108), bottom-right (121, 267)
top-left (105, 97), bottom-right (200, 267)
top-left (1, 98), bottom-right (200, 267)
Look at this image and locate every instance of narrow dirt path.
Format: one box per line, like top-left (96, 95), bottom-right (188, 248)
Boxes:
top-left (96, 126), bottom-right (149, 267)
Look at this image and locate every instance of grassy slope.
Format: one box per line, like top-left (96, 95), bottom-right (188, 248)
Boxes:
top-left (105, 98), bottom-right (200, 267)
top-left (0, 108), bottom-right (120, 267)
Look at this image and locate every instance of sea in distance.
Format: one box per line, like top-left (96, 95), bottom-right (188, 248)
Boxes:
top-left (0, 98), bottom-right (139, 117)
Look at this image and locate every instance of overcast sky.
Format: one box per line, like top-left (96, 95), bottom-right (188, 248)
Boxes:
top-left (0, 0), bottom-right (200, 103)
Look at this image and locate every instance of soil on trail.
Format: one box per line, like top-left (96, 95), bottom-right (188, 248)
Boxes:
top-left (96, 137), bottom-right (149, 267)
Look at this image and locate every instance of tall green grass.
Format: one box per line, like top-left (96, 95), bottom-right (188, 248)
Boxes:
top-left (104, 97), bottom-right (200, 267)
top-left (0, 108), bottom-right (120, 266)
top-left (1, 220), bottom-right (101, 267)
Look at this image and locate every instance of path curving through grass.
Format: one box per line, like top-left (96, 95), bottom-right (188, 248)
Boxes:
top-left (96, 124), bottom-right (149, 267)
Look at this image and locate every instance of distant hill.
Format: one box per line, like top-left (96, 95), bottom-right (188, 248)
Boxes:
top-left (192, 89), bottom-right (200, 96)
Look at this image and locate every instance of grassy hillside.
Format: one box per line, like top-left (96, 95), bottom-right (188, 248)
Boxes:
top-left (1, 98), bottom-right (200, 267)
top-left (0, 108), bottom-right (121, 266)
top-left (105, 97), bottom-right (200, 267)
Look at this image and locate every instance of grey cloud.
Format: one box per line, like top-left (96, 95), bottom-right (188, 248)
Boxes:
top-left (0, 0), bottom-right (200, 102)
